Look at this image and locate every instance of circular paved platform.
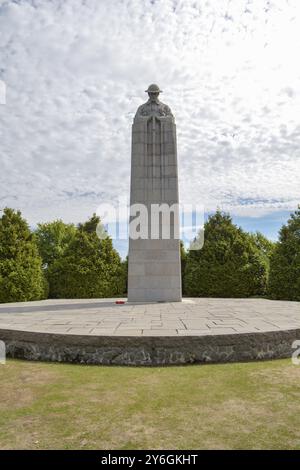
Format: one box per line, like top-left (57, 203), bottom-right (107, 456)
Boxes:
top-left (0, 298), bottom-right (299, 365)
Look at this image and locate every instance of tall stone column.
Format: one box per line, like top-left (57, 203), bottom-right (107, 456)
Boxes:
top-left (128, 84), bottom-right (182, 302)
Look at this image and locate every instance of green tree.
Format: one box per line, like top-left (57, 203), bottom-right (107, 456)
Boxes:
top-left (123, 255), bottom-right (128, 295)
top-left (268, 206), bottom-right (300, 300)
top-left (180, 241), bottom-right (187, 295)
top-left (48, 214), bottom-right (126, 298)
top-left (250, 231), bottom-right (275, 259)
top-left (184, 211), bottom-right (268, 298)
top-left (35, 220), bottom-right (76, 268)
top-left (249, 231), bottom-right (275, 285)
top-left (0, 208), bottom-right (47, 302)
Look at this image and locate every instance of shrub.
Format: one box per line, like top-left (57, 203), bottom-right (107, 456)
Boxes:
top-left (268, 206), bottom-right (300, 300)
top-left (0, 208), bottom-right (46, 302)
top-left (184, 211), bottom-right (268, 297)
top-left (35, 220), bottom-right (76, 268)
top-left (47, 214), bottom-right (126, 298)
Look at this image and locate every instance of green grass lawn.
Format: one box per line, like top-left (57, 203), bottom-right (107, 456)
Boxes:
top-left (0, 358), bottom-right (300, 449)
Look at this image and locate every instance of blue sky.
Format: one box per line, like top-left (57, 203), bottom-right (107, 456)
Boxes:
top-left (233, 210), bottom-right (292, 241)
top-left (0, 0), bottom-right (299, 258)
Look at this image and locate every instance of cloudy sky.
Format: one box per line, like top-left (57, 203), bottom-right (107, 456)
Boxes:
top-left (0, 0), bottom-right (300, 255)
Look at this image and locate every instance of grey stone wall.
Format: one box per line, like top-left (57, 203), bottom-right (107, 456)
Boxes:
top-left (1, 328), bottom-right (299, 366)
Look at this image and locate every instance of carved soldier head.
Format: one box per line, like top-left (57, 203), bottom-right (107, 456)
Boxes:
top-left (145, 83), bottom-right (162, 103)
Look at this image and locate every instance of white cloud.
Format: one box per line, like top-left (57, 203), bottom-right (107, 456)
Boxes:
top-left (0, 0), bottom-right (300, 227)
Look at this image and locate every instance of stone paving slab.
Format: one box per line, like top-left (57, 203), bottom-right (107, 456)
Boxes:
top-left (0, 297), bottom-right (299, 336)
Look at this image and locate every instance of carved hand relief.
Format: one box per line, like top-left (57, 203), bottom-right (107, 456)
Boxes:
top-left (136, 102), bottom-right (173, 118)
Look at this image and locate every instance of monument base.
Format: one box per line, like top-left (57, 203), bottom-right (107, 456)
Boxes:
top-left (128, 239), bottom-right (182, 303)
top-left (127, 294), bottom-right (182, 303)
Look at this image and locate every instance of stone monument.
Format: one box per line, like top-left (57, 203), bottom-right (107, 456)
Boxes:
top-left (127, 84), bottom-right (182, 302)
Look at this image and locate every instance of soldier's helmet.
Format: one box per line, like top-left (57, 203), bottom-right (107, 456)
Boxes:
top-left (145, 84), bottom-right (162, 93)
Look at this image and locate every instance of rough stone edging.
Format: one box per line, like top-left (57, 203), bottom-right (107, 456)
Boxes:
top-left (1, 327), bottom-right (300, 365)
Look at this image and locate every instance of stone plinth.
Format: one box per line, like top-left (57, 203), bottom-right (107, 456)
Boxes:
top-left (1, 298), bottom-right (300, 365)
